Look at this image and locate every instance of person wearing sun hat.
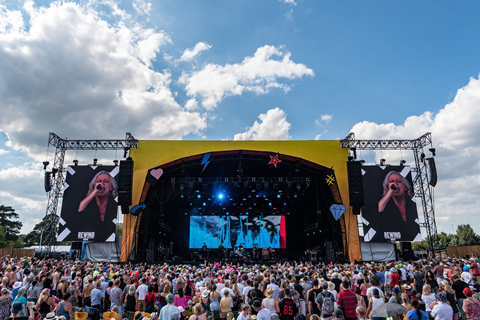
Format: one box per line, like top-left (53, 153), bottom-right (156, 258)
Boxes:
top-left (159, 293), bottom-right (180, 320)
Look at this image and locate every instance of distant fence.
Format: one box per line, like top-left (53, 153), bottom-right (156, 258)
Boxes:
top-left (0, 248), bottom-right (35, 258)
top-left (446, 245), bottom-right (480, 257)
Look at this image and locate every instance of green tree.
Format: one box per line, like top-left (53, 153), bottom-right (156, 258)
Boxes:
top-left (24, 214), bottom-right (59, 247)
top-left (456, 224), bottom-right (478, 245)
top-left (0, 225), bottom-right (6, 248)
top-left (0, 205), bottom-right (22, 241)
top-left (116, 223), bottom-right (123, 236)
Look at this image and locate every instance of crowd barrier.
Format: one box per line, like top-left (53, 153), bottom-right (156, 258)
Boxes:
top-left (0, 248), bottom-right (35, 258)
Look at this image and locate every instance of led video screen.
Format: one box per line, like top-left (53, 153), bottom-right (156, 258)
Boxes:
top-left (361, 165), bottom-right (421, 242)
top-left (189, 215), bottom-right (286, 249)
top-left (57, 165), bottom-right (119, 242)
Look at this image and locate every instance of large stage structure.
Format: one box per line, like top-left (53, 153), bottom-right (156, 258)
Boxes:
top-left (42, 132), bottom-right (437, 262)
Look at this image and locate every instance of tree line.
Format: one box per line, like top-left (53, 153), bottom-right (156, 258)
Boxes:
top-left (412, 224), bottom-right (479, 251)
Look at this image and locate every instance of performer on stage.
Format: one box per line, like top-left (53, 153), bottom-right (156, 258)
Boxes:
top-left (219, 243), bottom-right (225, 261)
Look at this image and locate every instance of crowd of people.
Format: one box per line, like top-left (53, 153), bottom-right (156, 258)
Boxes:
top-left (1, 255), bottom-right (480, 320)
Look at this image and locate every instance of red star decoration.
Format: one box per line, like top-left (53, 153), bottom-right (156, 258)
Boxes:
top-left (268, 154), bottom-right (282, 168)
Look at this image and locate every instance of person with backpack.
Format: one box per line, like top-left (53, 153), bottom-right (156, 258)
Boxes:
top-left (315, 282), bottom-right (335, 320)
top-left (279, 288), bottom-right (298, 320)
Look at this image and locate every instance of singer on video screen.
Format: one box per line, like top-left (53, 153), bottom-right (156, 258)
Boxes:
top-left (378, 171), bottom-right (415, 222)
top-left (78, 171), bottom-right (118, 222)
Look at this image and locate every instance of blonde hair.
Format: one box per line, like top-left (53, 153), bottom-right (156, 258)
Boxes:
top-left (422, 284), bottom-right (431, 295)
top-left (441, 280), bottom-right (454, 295)
top-left (193, 303), bottom-right (204, 315)
top-left (310, 315), bottom-right (321, 320)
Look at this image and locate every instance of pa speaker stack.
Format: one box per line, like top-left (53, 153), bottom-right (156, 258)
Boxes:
top-left (347, 161), bottom-right (364, 215)
top-left (118, 157), bottom-right (134, 214)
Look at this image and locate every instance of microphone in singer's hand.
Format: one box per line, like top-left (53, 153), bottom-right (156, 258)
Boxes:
top-left (390, 184), bottom-right (396, 190)
top-left (96, 184), bottom-right (103, 190)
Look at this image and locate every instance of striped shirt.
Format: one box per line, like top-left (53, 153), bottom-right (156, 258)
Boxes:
top-left (336, 289), bottom-right (357, 319)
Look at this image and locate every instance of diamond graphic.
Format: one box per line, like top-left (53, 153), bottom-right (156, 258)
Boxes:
top-left (330, 204), bottom-right (346, 221)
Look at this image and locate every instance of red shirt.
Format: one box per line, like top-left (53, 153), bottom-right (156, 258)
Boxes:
top-left (336, 289), bottom-right (357, 319)
top-left (472, 262), bottom-right (480, 276)
top-left (390, 272), bottom-right (401, 287)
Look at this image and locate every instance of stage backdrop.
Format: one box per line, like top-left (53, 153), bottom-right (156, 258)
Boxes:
top-left (120, 140), bottom-right (362, 263)
top-left (361, 165), bottom-right (421, 242)
top-left (57, 165), bottom-right (119, 242)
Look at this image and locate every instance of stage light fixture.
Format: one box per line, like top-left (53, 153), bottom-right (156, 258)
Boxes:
top-left (203, 202), bottom-right (206, 206)
top-left (277, 194), bottom-right (281, 198)
top-left (421, 153), bottom-right (425, 162)
top-left (180, 195), bottom-right (184, 198)
top-left (93, 158), bottom-right (97, 166)
top-left (113, 160), bottom-right (118, 166)
top-left (380, 159), bottom-right (386, 166)
top-left (218, 193), bottom-right (224, 199)
top-left (400, 160), bottom-right (406, 166)
top-left (73, 160), bottom-right (78, 166)
top-left (197, 194), bottom-right (201, 198)
top-left (269, 203), bottom-right (272, 206)
top-left (42, 161), bottom-right (49, 170)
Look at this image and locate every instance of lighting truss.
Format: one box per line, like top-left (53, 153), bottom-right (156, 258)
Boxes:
top-left (41, 132), bottom-right (138, 258)
top-left (341, 132), bottom-right (437, 257)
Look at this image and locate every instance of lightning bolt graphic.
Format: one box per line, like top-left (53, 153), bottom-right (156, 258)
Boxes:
top-left (201, 153), bottom-right (212, 172)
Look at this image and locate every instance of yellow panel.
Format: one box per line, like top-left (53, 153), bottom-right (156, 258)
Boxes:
top-left (120, 140), bottom-right (361, 263)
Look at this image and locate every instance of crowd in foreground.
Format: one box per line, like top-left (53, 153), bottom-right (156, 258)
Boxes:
top-left (1, 256), bottom-right (480, 320)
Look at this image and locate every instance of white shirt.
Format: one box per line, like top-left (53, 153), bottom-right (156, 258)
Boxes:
top-left (136, 284), bottom-right (149, 300)
top-left (462, 271), bottom-right (473, 284)
top-left (366, 286), bottom-right (384, 299)
top-left (242, 286), bottom-right (253, 303)
top-left (431, 302), bottom-right (453, 320)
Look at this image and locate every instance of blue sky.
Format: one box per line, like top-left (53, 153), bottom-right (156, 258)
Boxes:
top-left (1, 0), bottom-right (480, 238)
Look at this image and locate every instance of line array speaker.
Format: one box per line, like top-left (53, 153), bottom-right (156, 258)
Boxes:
top-left (426, 157), bottom-right (437, 187)
top-left (347, 161), bottom-right (364, 214)
top-left (118, 158), bottom-right (134, 207)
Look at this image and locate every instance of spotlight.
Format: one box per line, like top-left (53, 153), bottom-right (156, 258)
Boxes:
top-left (197, 195), bottom-right (201, 198)
top-left (203, 202), bottom-right (206, 206)
top-left (421, 153), bottom-right (426, 162)
top-left (113, 160), bottom-right (119, 166)
top-left (429, 148), bottom-right (436, 156)
top-left (400, 160), bottom-right (406, 166)
top-left (218, 193), bottom-right (224, 199)
top-left (277, 194), bottom-right (281, 198)
top-left (93, 158), bottom-right (98, 166)
top-left (380, 159), bottom-right (386, 166)
top-left (73, 160), bottom-right (78, 166)
top-left (42, 161), bottom-right (49, 170)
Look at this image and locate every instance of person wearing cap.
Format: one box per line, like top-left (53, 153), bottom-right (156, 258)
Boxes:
top-left (332, 310), bottom-right (343, 320)
top-left (462, 287), bottom-right (480, 319)
top-left (366, 288), bottom-right (383, 319)
top-left (315, 281), bottom-right (335, 320)
top-left (388, 287), bottom-right (401, 304)
top-left (159, 294), bottom-right (180, 320)
top-left (336, 281), bottom-right (356, 320)
top-left (251, 299), bottom-right (271, 320)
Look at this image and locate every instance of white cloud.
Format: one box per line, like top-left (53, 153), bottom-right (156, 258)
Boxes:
top-left (179, 45), bottom-right (314, 109)
top-left (316, 114), bottom-right (332, 125)
top-left (285, 9), bottom-right (294, 21)
top-left (178, 42), bottom-right (212, 62)
top-left (0, 149), bottom-right (9, 155)
top-left (0, 1), bottom-right (207, 161)
top-left (132, 0), bottom-right (152, 15)
top-left (281, 0), bottom-right (297, 5)
top-left (350, 75), bottom-right (480, 233)
top-left (234, 107), bottom-right (291, 140)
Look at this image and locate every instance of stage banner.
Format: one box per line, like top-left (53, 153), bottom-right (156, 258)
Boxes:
top-left (361, 165), bottom-right (421, 242)
top-left (57, 165), bottom-right (119, 242)
top-left (190, 215), bottom-right (285, 249)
